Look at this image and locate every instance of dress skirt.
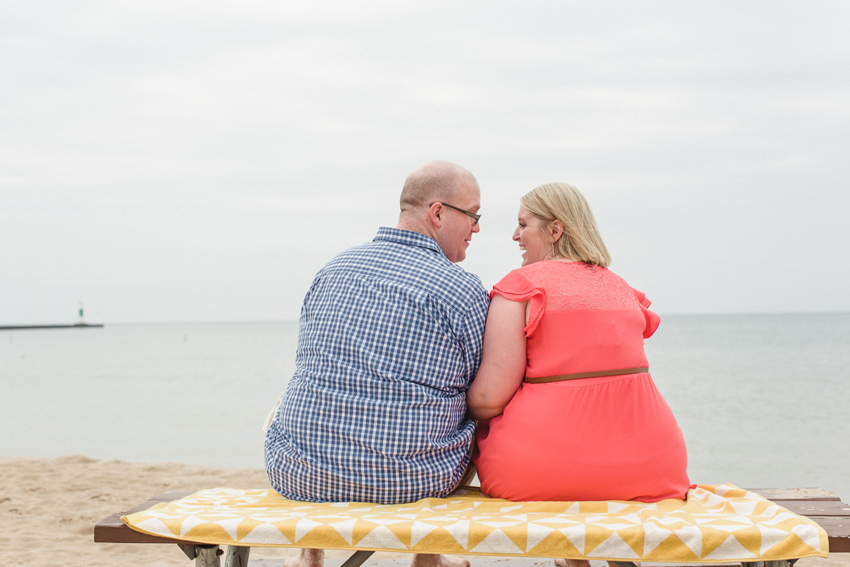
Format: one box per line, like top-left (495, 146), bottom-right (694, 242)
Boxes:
top-left (474, 372), bottom-right (690, 502)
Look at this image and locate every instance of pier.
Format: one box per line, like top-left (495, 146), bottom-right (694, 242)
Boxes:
top-left (0, 323), bottom-right (104, 330)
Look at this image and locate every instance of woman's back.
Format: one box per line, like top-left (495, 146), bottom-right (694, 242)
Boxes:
top-left (504, 261), bottom-right (658, 377)
top-left (473, 262), bottom-right (689, 502)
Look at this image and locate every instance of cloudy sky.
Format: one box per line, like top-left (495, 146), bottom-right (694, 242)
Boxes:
top-left (2, 1), bottom-right (848, 324)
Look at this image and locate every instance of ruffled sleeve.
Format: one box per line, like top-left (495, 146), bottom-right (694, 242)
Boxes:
top-left (631, 287), bottom-right (660, 339)
top-left (491, 269), bottom-right (546, 337)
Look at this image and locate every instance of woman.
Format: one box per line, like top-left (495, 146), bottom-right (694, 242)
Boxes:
top-left (467, 182), bottom-right (689, 504)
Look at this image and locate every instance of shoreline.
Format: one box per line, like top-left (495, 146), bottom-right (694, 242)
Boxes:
top-left (2, 455), bottom-right (847, 567)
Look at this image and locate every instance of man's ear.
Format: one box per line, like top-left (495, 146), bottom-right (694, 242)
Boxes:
top-left (550, 219), bottom-right (564, 243)
top-left (428, 202), bottom-right (443, 228)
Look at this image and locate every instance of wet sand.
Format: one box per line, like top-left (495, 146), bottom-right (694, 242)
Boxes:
top-left (1, 455), bottom-right (846, 567)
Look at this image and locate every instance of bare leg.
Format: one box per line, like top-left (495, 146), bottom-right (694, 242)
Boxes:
top-left (284, 548), bottom-right (324, 567)
top-left (410, 554), bottom-right (470, 567)
top-left (555, 560), bottom-right (623, 567)
top-left (554, 560), bottom-right (589, 567)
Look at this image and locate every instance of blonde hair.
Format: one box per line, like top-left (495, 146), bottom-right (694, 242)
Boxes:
top-left (521, 182), bottom-right (611, 267)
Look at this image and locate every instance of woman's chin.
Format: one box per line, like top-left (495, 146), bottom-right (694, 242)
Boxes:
top-left (521, 257), bottom-right (536, 267)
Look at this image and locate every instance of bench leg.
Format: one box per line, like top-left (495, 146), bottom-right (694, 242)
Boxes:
top-left (340, 550), bottom-right (375, 567)
top-left (195, 545), bottom-right (222, 567)
top-left (614, 562), bottom-right (638, 567)
top-left (224, 546), bottom-right (250, 567)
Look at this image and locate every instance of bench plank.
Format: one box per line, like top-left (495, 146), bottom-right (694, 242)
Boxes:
top-left (803, 516), bottom-right (850, 552)
top-left (750, 489), bottom-right (840, 501)
top-left (769, 500), bottom-right (850, 517)
top-left (94, 492), bottom-right (194, 544)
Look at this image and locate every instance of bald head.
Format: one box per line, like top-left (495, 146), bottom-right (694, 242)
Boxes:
top-left (396, 160), bottom-right (481, 262)
top-left (400, 160), bottom-right (478, 212)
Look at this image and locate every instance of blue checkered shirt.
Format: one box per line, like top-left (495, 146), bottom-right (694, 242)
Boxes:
top-left (264, 228), bottom-right (490, 504)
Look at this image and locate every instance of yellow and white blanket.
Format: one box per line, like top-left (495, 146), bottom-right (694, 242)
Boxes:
top-left (123, 484), bottom-right (827, 562)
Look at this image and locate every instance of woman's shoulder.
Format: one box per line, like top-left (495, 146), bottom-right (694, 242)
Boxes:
top-left (493, 265), bottom-right (539, 292)
top-left (496, 261), bottom-right (636, 293)
top-left (493, 262), bottom-right (558, 289)
top-left (513, 260), bottom-right (607, 284)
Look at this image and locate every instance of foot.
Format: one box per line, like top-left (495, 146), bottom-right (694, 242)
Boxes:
top-left (410, 554), bottom-right (470, 567)
top-left (284, 548), bottom-right (324, 567)
top-left (555, 560), bottom-right (589, 567)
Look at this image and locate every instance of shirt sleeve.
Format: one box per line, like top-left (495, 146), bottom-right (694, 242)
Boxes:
top-left (491, 269), bottom-right (547, 337)
top-left (631, 287), bottom-right (661, 338)
top-left (457, 281), bottom-right (491, 389)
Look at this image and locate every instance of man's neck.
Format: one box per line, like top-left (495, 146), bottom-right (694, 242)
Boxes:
top-left (396, 215), bottom-right (438, 242)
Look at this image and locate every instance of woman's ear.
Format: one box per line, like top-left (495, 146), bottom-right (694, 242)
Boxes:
top-left (550, 219), bottom-right (564, 242)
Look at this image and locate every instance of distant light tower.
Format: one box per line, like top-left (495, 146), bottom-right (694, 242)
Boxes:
top-left (78, 301), bottom-right (85, 324)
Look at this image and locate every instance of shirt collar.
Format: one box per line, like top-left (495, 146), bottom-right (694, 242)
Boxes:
top-left (374, 227), bottom-right (444, 256)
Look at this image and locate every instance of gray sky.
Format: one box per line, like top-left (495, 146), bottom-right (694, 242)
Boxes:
top-left (2, 1), bottom-right (849, 324)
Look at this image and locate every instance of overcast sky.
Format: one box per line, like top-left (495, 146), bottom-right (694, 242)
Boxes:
top-left (2, 1), bottom-right (848, 324)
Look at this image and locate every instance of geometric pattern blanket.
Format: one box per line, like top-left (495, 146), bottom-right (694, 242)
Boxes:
top-left (123, 484), bottom-right (828, 562)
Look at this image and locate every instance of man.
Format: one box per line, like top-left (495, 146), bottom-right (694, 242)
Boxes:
top-left (264, 160), bottom-right (489, 567)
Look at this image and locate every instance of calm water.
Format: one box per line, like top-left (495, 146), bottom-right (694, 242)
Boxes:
top-left (2, 314), bottom-right (848, 500)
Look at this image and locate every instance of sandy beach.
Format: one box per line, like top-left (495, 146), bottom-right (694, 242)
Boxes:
top-left (2, 455), bottom-right (847, 567)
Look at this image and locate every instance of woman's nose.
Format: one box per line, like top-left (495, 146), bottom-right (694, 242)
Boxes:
top-left (512, 227), bottom-right (520, 241)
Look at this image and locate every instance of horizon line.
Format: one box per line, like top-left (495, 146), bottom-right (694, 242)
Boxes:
top-left (3, 309), bottom-right (849, 328)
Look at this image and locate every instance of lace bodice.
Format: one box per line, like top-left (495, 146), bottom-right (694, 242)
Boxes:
top-left (521, 261), bottom-right (640, 312)
top-left (490, 261), bottom-right (659, 341)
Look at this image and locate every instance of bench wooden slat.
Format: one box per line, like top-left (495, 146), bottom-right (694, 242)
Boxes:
top-left (804, 516), bottom-right (850, 552)
top-left (94, 492), bottom-right (195, 544)
top-left (769, 500), bottom-right (850, 517)
top-left (750, 488), bottom-right (841, 501)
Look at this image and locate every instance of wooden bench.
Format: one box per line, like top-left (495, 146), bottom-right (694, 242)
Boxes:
top-left (94, 488), bottom-right (850, 567)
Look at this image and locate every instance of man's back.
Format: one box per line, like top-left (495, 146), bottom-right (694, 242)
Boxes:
top-left (264, 227), bottom-right (489, 504)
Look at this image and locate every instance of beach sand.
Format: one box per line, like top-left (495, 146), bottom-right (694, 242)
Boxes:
top-left (2, 455), bottom-right (846, 567)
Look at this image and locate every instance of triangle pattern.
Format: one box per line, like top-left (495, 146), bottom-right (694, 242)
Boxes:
top-left (792, 524), bottom-right (821, 551)
top-left (443, 519), bottom-right (470, 549)
top-left (470, 529), bottom-right (523, 554)
top-left (643, 522), bottom-right (673, 556)
top-left (329, 519), bottom-right (357, 545)
top-left (215, 518), bottom-right (243, 541)
top-left (526, 523), bottom-right (555, 551)
top-left (588, 531), bottom-right (640, 559)
top-left (410, 521), bottom-right (439, 547)
top-left (758, 525), bottom-right (790, 555)
top-left (559, 524), bottom-right (586, 554)
top-left (294, 518), bottom-right (322, 542)
top-left (673, 525), bottom-right (703, 558)
top-left (704, 535), bottom-right (757, 560)
top-left (240, 523), bottom-right (291, 545)
top-left (135, 518), bottom-right (175, 538)
top-left (180, 515), bottom-right (207, 537)
top-left (355, 525), bottom-right (407, 550)
top-left (730, 501), bottom-right (759, 516)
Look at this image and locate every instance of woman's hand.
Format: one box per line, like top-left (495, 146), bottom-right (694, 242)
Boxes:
top-left (466, 295), bottom-right (527, 421)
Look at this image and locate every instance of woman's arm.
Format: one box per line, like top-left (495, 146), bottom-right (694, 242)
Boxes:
top-left (466, 295), bottom-right (528, 421)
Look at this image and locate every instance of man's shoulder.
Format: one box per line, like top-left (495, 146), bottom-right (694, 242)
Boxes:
top-left (322, 231), bottom-right (488, 312)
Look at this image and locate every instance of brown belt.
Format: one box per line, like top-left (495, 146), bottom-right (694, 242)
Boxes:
top-left (524, 366), bottom-right (649, 384)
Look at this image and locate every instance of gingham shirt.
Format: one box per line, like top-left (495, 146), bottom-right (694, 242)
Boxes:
top-left (264, 227), bottom-right (489, 504)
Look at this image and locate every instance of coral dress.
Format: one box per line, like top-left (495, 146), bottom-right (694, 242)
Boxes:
top-left (473, 261), bottom-right (689, 502)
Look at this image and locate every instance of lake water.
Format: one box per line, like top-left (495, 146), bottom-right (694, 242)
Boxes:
top-left (2, 313), bottom-right (848, 500)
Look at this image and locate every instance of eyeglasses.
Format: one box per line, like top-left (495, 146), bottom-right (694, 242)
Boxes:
top-left (431, 202), bottom-right (481, 225)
